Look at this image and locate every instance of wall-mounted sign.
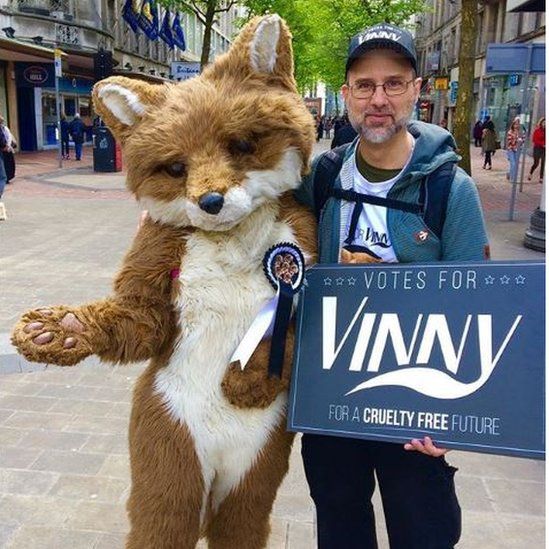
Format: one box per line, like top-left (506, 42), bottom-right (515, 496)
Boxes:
top-left (15, 62), bottom-right (55, 88)
top-left (170, 61), bottom-right (200, 81)
top-left (434, 76), bottom-right (449, 90)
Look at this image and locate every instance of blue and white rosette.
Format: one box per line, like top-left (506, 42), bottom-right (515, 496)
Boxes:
top-left (230, 242), bottom-right (305, 378)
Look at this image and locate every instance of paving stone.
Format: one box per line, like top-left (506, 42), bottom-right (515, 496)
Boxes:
top-left (454, 475), bottom-right (495, 512)
top-left (0, 494), bottom-right (75, 527)
top-left (0, 523), bottom-right (19, 547)
top-left (0, 426), bottom-right (26, 446)
top-left (98, 455), bottom-right (130, 480)
top-left (4, 411), bottom-right (74, 431)
top-left (81, 433), bottom-right (129, 455)
top-left (483, 478), bottom-right (545, 516)
top-left (0, 469), bottom-right (59, 496)
top-left (287, 520), bottom-right (315, 549)
top-left (0, 395), bottom-right (57, 413)
top-left (66, 500), bottom-right (129, 533)
top-left (0, 446), bottom-right (42, 469)
top-left (0, 408), bottom-right (15, 424)
top-left (272, 492), bottom-right (315, 523)
top-left (107, 402), bottom-right (133, 418)
top-left (267, 517), bottom-right (289, 548)
top-left (0, 381), bottom-right (44, 396)
top-left (17, 429), bottom-right (89, 452)
top-left (496, 515), bottom-right (545, 549)
top-left (37, 383), bottom-right (101, 400)
top-left (49, 397), bottom-right (117, 417)
top-left (30, 450), bottom-right (106, 475)
top-left (64, 414), bottom-right (129, 435)
top-left (5, 525), bottom-right (100, 549)
top-left (49, 474), bottom-right (128, 503)
top-left (93, 532), bottom-right (126, 549)
top-left (93, 387), bottom-right (132, 403)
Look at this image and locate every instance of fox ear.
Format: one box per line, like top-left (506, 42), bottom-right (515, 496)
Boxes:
top-left (92, 76), bottom-right (167, 143)
top-left (203, 14), bottom-right (296, 91)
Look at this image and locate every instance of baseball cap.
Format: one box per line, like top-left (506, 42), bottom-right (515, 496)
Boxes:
top-left (346, 23), bottom-right (417, 75)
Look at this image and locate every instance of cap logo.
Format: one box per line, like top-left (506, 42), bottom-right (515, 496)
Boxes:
top-left (359, 30), bottom-right (401, 44)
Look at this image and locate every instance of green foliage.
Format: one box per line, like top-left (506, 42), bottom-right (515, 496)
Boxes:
top-left (242, 0), bottom-right (427, 92)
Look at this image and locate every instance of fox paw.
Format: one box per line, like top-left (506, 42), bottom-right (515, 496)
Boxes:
top-left (221, 361), bottom-right (286, 409)
top-left (11, 307), bottom-right (95, 366)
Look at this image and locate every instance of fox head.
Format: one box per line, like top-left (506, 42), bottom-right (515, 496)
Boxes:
top-left (92, 15), bottom-right (315, 231)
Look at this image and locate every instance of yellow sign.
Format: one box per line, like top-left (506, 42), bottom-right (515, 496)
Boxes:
top-left (434, 77), bottom-right (449, 90)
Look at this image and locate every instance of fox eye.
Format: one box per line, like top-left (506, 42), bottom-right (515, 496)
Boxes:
top-left (228, 139), bottom-right (256, 156)
top-left (164, 162), bottom-right (186, 177)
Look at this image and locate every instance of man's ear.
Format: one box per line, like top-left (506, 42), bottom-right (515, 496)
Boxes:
top-left (92, 76), bottom-right (167, 143)
top-left (202, 14), bottom-right (296, 92)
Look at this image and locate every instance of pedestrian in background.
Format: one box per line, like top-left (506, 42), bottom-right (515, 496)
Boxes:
top-left (69, 113), bottom-right (85, 161)
top-left (61, 114), bottom-right (70, 159)
top-left (331, 113), bottom-right (357, 149)
top-left (296, 22), bottom-right (489, 549)
top-left (439, 118), bottom-right (448, 130)
top-left (0, 126), bottom-right (8, 220)
top-left (473, 119), bottom-right (483, 147)
top-left (481, 116), bottom-right (497, 170)
top-left (0, 116), bottom-right (16, 184)
top-left (528, 117), bottom-right (545, 183)
top-left (505, 116), bottom-right (523, 182)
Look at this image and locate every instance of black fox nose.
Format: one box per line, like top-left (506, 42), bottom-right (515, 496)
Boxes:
top-left (198, 192), bottom-right (224, 215)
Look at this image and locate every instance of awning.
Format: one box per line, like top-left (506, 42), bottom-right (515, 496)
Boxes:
top-left (0, 37), bottom-right (56, 62)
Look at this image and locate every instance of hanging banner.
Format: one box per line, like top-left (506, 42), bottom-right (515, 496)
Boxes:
top-left (137, 0), bottom-right (159, 40)
top-left (289, 261), bottom-right (545, 460)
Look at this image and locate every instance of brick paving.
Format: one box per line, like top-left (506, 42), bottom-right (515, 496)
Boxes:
top-left (0, 141), bottom-right (545, 548)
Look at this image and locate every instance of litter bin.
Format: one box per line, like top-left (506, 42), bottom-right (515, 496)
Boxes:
top-left (93, 126), bottom-right (122, 172)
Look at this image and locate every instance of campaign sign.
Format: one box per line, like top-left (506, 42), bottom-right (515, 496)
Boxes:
top-left (289, 261), bottom-right (545, 459)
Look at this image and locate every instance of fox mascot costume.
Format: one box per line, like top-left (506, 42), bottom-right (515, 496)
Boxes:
top-left (12, 15), bottom-right (317, 549)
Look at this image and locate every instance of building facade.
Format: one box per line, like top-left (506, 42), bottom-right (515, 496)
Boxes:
top-left (415, 0), bottom-right (545, 143)
top-left (0, 0), bottom-right (242, 150)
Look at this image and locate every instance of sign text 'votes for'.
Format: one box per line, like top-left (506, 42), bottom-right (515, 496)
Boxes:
top-left (289, 261), bottom-right (545, 459)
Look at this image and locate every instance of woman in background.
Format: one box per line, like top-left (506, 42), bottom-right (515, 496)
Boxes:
top-left (528, 117), bottom-right (545, 183)
top-left (481, 116), bottom-right (497, 170)
top-left (505, 117), bottom-right (523, 183)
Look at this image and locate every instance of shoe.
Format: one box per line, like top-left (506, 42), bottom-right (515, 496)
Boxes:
top-left (482, 165), bottom-right (486, 169)
top-left (488, 166), bottom-right (492, 170)
top-left (0, 202), bottom-right (6, 221)
top-left (527, 174), bottom-right (532, 181)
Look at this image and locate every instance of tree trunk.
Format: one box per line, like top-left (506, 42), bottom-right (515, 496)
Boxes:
top-left (453, 0), bottom-right (478, 175)
top-left (200, 1), bottom-right (216, 69)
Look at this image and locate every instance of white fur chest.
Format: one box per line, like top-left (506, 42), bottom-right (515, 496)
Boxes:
top-left (154, 204), bottom-right (295, 511)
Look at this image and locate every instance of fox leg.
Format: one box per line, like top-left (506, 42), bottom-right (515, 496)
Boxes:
top-left (126, 369), bottom-right (204, 549)
top-left (206, 420), bottom-right (294, 549)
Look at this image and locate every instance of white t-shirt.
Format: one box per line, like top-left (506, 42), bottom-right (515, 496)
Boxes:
top-left (341, 140), bottom-right (415, 263)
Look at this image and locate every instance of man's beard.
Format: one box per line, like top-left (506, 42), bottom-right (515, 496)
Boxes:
top-left (350, 110), bottom-right (413, 144)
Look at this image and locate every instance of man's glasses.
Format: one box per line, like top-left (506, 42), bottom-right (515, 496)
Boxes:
top-left (348, 78), bottom-right (415, 99)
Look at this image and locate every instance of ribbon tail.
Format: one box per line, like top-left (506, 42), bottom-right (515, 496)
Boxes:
top-left (230, 292), bottom-right (278, 370)
top-left (268, 282), bottom-right (294, 378)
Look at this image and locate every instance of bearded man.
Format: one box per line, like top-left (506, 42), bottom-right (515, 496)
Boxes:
top-left (296, 23), bottom-right (489, 549)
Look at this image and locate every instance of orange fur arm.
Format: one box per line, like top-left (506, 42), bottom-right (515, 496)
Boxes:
top-left (12, 219), bottom-right (189, 366)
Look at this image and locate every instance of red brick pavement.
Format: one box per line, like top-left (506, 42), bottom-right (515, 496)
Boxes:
top-left (469, 145), bottom-right (542, 215)
top-left (3, 145), bottom-right (544, 212)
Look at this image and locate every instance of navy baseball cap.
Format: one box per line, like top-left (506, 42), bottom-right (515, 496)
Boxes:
top-left (346, 23), bottom-right (417, 74)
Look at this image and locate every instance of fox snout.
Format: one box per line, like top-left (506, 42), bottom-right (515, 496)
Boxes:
top-left (198, 192), bottom-right (224, 215)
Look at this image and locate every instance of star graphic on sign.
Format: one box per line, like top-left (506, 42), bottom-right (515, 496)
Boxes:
top-left (336, 277), bottom-right (345, 286)
top-left (515, 275), bottom-right (526, 285)
top-left (347, 277), bottom-right (357, 286)
top-left (500, 275), bottom-right (510, 284)
top-left (323, 277), bottom-right (332, 286)
top-left (484, 275), bottom-right (495, 285)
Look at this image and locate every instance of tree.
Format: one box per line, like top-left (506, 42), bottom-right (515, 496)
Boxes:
top-left (453, 0), bottom-right (478, 175)
top-left (158, 0), bottom-right (238, 69)
top-left (243, 0), bottom-right (427, 93)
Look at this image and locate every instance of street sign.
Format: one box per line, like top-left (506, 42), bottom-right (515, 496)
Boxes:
top-left (54, 48), bottom-right (63, 78)
top-left (486, 43), bottom-right (545, 74)
top-left (289, 261), bottom-right (545, 460)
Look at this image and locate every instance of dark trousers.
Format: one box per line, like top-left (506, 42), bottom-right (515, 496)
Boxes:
top-left (302, 434), bottom-right (461, 549)
top-left (483, 150), bottom-right (493, 168)
top-left (62, 138), bottom-right (70, 157)
top-left (530, 146), bottom-right (545, 179)
top-left (74, 141), bottom-right (83, 160)
top-left (474, 137), bottom-right (482, 147)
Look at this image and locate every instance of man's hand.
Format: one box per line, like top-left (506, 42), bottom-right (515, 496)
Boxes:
top-left (404, 436), bottom-right (448, 457)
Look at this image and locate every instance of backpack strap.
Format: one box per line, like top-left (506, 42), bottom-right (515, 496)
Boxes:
top-left (313, 145), bottom-right (456, 240)
top-left (313, 144), bottom-right (349, 220)
top-left (419, 161), bottom-right (456, 239)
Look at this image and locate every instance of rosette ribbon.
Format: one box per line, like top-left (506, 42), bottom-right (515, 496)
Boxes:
top-left (229, 243), bottom-right (305, 378)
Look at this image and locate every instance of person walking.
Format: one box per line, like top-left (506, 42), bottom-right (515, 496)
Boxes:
top-left (296, 22), bottom-right (489, 549)
top-left (330, 113), bottom-right (358, 149)
top-left (473, 119), bottom-right (483, 147)
top-left (0, 116), bottom-right (16, 184)
top-left (528, 117), bottom-right (545, 183)
top-left (0, 126), bottom-right (8, 220)
top-left (505, 117), bottom-right (523, 182)
top-left (61, 114), bottom-right (70, 159)
top-left (69, 113), bottom-right (85, 161)
top-left (481, 116), bottom-right (497, 169)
